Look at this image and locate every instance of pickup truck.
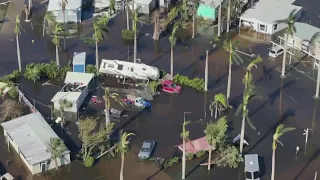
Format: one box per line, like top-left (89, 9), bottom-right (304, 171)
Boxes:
top-left (122, 95), bottom-right (151, 109)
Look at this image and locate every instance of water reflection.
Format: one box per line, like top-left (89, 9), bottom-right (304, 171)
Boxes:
top-left (279, 78), bottom-right (284, 114)
top-left (311, 100), bottom-right (318, 135)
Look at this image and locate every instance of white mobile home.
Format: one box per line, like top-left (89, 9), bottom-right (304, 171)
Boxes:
top-left (285, 22), bottom-right (320, 59)
top-left (1, 112), bottom-right (70, 174)
top-left (129, 0), bottom-right (156, 14)
top-left (239, 0), bottom-right (302, 35)
top-left (51, 72), bottom-right (95, 113)
top-left (47, 0), bottom-right (82, 23)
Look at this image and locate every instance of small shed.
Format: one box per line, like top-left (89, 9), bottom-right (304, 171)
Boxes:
top-left (73, 52), bottom-right (86, 73)
top-left (129, 0), bottom-right (156, 14)
top-left (1, 112), bottom-right (71, 174)
top-left (51, 92), bottom-right (83, 112)
top-left (177, 136), bottom-right (211, 154)
top-left (47, 0), bottom-right (82, 23)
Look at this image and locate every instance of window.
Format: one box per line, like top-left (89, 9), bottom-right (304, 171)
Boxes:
top-left (273, 24), bottom-right (277, 30)
top-left (245, 172), bottom-right (252, 179)
top-left (278, 49), bottom-right (284, 53)
top-left (117, 65), bottom-right (124, 70)
top-left (259, 24), bottom-right (266, 31)
top-left (142, 68), bottom-right (146, 71)
top-left (292, 39), bottom-right (296, 45)
top-left (103, 63), bottom-right (107, 68)
top-left (108, 64), bottom-right (114, 68)
top-left (253, 171), bottom-right (260, 179)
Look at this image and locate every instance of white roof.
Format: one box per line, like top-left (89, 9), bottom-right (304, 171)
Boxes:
top-left (131, 0), bottom-right (152, 5)
top-left (64, 72), bottom-right (94, 86)
top-left (95, 0), bottom-right (110, 8)
top-left (1, 112), bottom-right (69, 165)
top-left (51, 92), bottom-right (82, 102)
top-left (73, 52), bottom-right (86, 64)
top-left (240, 0), bottom-right (302, 24)
top-left (293, 22), bottom-right (320, 42)
top-left (48, 0), bottom-right (82, 11)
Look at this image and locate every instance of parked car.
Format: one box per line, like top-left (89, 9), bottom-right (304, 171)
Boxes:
top-left (101, 108), bottom-right (127, 118)
top-left (138, 140), bottom-right (155, 159)
top-left (161, 80), bottom-right (182, 95)
top-left (269, 46), bottom-right (284, 58)
top-left (122, 95), bottom-right (152, 109)
top-left (244, 154), bottom-right (260, 180)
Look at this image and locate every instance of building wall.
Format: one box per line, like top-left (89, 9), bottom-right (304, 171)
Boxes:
top-left (50, 9), bottom-right (81, 23)
top-left (287, 35), bottom-right (320, 59)
top-left (31, 153), bottom-right (71, 174)
top-left (76, 88), bottom-right (88, 110)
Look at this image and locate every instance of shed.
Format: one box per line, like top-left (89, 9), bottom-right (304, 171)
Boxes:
top-left (129, 0), bottom-right (156, 14)
top-left (1, 112), bottom-right (71, 174)
top-left (47, 0), bottom-right (82, 23)
top-left (73, 52), bottom-right (86, 73)
top-left (51, 92), bottom-right (83, 112)
top-left (64, 72), bottom-right (94, 87)
top-left (177, 136), bottom-right (211, 154)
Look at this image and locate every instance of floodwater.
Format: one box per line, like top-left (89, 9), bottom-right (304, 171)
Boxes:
top-left (1, 1), bottom-right (320, 180)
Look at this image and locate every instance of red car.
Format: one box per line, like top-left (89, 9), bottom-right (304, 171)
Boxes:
top-left (161, 80), bottom-right (182, 94)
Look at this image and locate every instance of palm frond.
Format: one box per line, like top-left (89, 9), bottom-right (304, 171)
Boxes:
top-left (247, 55), bottom-right (262, 71)
top-left (214, 93), bottom-right (228, 109)
top-left (235, 103), bottom-right (243, 116)
top-left (245, 115), bottom-right (256, 130)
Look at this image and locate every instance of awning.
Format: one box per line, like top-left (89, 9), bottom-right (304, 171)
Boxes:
top-left (64, 72), bottom-right (94, 86)
top-left (177, 136), bottom-right (212, 154)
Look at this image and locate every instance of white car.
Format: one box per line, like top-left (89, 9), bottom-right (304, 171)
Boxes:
top-left (268, 46), bottom-right (284, 58)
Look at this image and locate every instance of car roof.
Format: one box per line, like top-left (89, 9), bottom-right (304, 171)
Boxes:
top-left (142, 141), bottom-right (153, 148)
top-left (244, 154), bottom-right (259, 172)
top-left (270, 46), bottom-right (283, 51)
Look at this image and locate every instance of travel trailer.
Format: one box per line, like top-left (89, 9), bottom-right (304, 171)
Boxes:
top-left (99, 59), bottom-right (160, 81)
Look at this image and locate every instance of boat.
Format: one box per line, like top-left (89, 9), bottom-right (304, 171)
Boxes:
top-left (99, 59), bottom-right (160, 80)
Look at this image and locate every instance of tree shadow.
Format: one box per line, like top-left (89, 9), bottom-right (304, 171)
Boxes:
top-left (208, 73), bottom-right (227, 89)
top-left (149, 49), bottom-right (170, 65)
top-left (294, 147), bottom-right (320, 180)
top-left (244, 109), bottom-right (296, 154)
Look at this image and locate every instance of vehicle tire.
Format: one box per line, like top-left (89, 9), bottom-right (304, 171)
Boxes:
top-left (173, 92), bottom-right (178, 96)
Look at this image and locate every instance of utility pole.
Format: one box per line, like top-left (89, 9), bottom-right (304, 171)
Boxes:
top-left (303, 128), bottom-right (312, 155)
top-left (205, 50), bottom-right (208, 92)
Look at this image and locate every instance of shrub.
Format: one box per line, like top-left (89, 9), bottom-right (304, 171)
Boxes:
top-left (121, 29), bottom-right (134, 40)
top-left (148, 81), bottom-right (160, 93)
top-left (196, 150), bottom-right (206, 158)
top-left (159, 69), bottom-right (167, 79)
top-left (60, 65), bottom-right (72, 78)
top-left (7, 86), bottom-right (18, 99)
top-left (187, 153), bottom-right (194, 160)
top-left (43, 61), bottom-right (59, 79)
top-left (83, 155), bottom-right (95, 168)
top-left (7, 70), bottom-right (21, 82)
top-left (24, 63), bottom-right (42, 82)
top-left (86, 64), bottom-right (98, 75)
top-left (173, 74), bottom-right (205, 91)
top-left (163, 157), bottom-right (179, 169)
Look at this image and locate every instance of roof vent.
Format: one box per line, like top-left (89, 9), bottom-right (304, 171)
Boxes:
top-left (250, 161), bottom-right (254, 165)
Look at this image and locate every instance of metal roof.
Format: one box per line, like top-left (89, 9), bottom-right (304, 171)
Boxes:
top-left (47, 0), bottom-right (82, 11)
top-left (244, 154), bottom-right (259, 172)
top-left (240, 0), bottom-right (302, 24)
top-left (293, 22), bottom-right (320, 42)
top-left (51, 91), bottom-right (82, 102)
top-left (1, 112), bottom-right (69, 165)
top-left (64, 72), bottom-right (94, 86)
top-left (73, 52), bottom-right (86, 65)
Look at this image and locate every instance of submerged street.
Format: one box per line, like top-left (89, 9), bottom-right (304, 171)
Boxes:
top-left (0, 0), bottom-right (320, 179)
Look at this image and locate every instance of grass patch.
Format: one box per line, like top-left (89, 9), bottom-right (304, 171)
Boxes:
top-left (0, 4), bottom-right (9, 31)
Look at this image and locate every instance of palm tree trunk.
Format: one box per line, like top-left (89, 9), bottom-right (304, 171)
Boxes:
top-left (239, 115), bottom-right (246, 153)
top-left (315, 63), bottom-right (320, 98)
top-left (105, 107), bottom-right (110, 127)
top-left (226, 0), bottom-right (230, 33)
top-left (182, 138), bottom-right (186, 179)
top-left (192, 13), bottom-right (195, 38)
top-left (170, 43), bottom-right (173, 79)
top-left (281, 34), bottom-right (288, 78)
top-left (63, 10), bottom-right (66, 51)
top-left (271, 147), bottom-right (276, 180)
top-left (55, 45), bottom-right (60, 66)
top-left (120, 152), bottom-right (124, 180)
top-left (208, 146), bottom-right (212, 170)
top-left (16, 35), bottom-right (22, 72)
top-left (126, 2), bottom-right (129, 30)
top-left (95, 41), bottom-right (99, 71)
top-left (54, 158), bottom-right (59, 170)
top-left (226, 55), bottom-right (232, 103)
top-left (218, 0), bottom-right (222, 36)
top-left (215, 105), bottom-right (218, 119)
top-left (133, 32), bottom-right (137, 63)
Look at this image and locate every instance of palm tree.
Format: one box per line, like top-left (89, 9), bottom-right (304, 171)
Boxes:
top-left (84, 15), bottom-right (109, 71)
top-left (169, 23), bottom-right (179, 78)
top-left (14, 15), bottom-right (25, 72)
top-left (223, 40), bottom-right (243, 103)
top-left (243, 55), bottom-right (262, 89)
top-left (132, 7), bottom-right (139, 63)
top-left (59, 99), bottom-right (72, 127)
top-left (192, 0), bottom-right (200, 38)
top-left (226, 0), bottom-right (231, 32)
top-left (59, 0), bottom-right (68, 50)
top-left (204, 116), bottom-right (228, 170)
top-left (47, 138), bottom-right (67, 169)
top-left (309, 32), bottom-right (320, 98)
top-left (125, 0), bottom-right (130, 30)
top-left (116, 131), bottom-right (135, 180)
top-left (236, 86), bottom-right (257, 153)
top-left (52, 24), bottom-right (63, 67)
top-left (181, 118), bottom-right (190, 179)
top-left (218, 0), bottom-right (222, 36)
top-left (43, 12), bottom-right (56, 37)
top-left (209, 93), bottom-right (228, 119)
top-left (274, 9), bottom-right (297, 78)
top-left (103, 88), bottom-right (123, 127)
top-left (110, 0), bottom-right (116, 14)
top-left (271, 124), bottom-right (295, 180)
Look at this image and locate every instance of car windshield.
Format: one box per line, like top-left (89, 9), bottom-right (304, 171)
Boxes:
top-left (253, 171), bottom-right (260, 179)
top-left (270, 50), bottom-right (276, 54)
top-left (138, 98), bottom-right (145, 103)
top-left (245, 172), bottom-right (252, 179)
top-left (171, 83), bottom-right (177, 88)
top-left (141, 147), bottom-right (150, 152)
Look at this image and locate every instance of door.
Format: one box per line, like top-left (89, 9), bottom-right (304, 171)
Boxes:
top-left (40, 162), bottom-right (46, 172)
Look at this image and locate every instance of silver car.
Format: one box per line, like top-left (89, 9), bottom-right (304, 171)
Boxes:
top-left (245, 154), bottom-right (260, 180)
top-left (138, 141), bottom-right (155, 159)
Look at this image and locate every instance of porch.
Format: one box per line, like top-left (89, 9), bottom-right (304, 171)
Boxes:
top-left (238, 28), bottom-right (272, 42)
